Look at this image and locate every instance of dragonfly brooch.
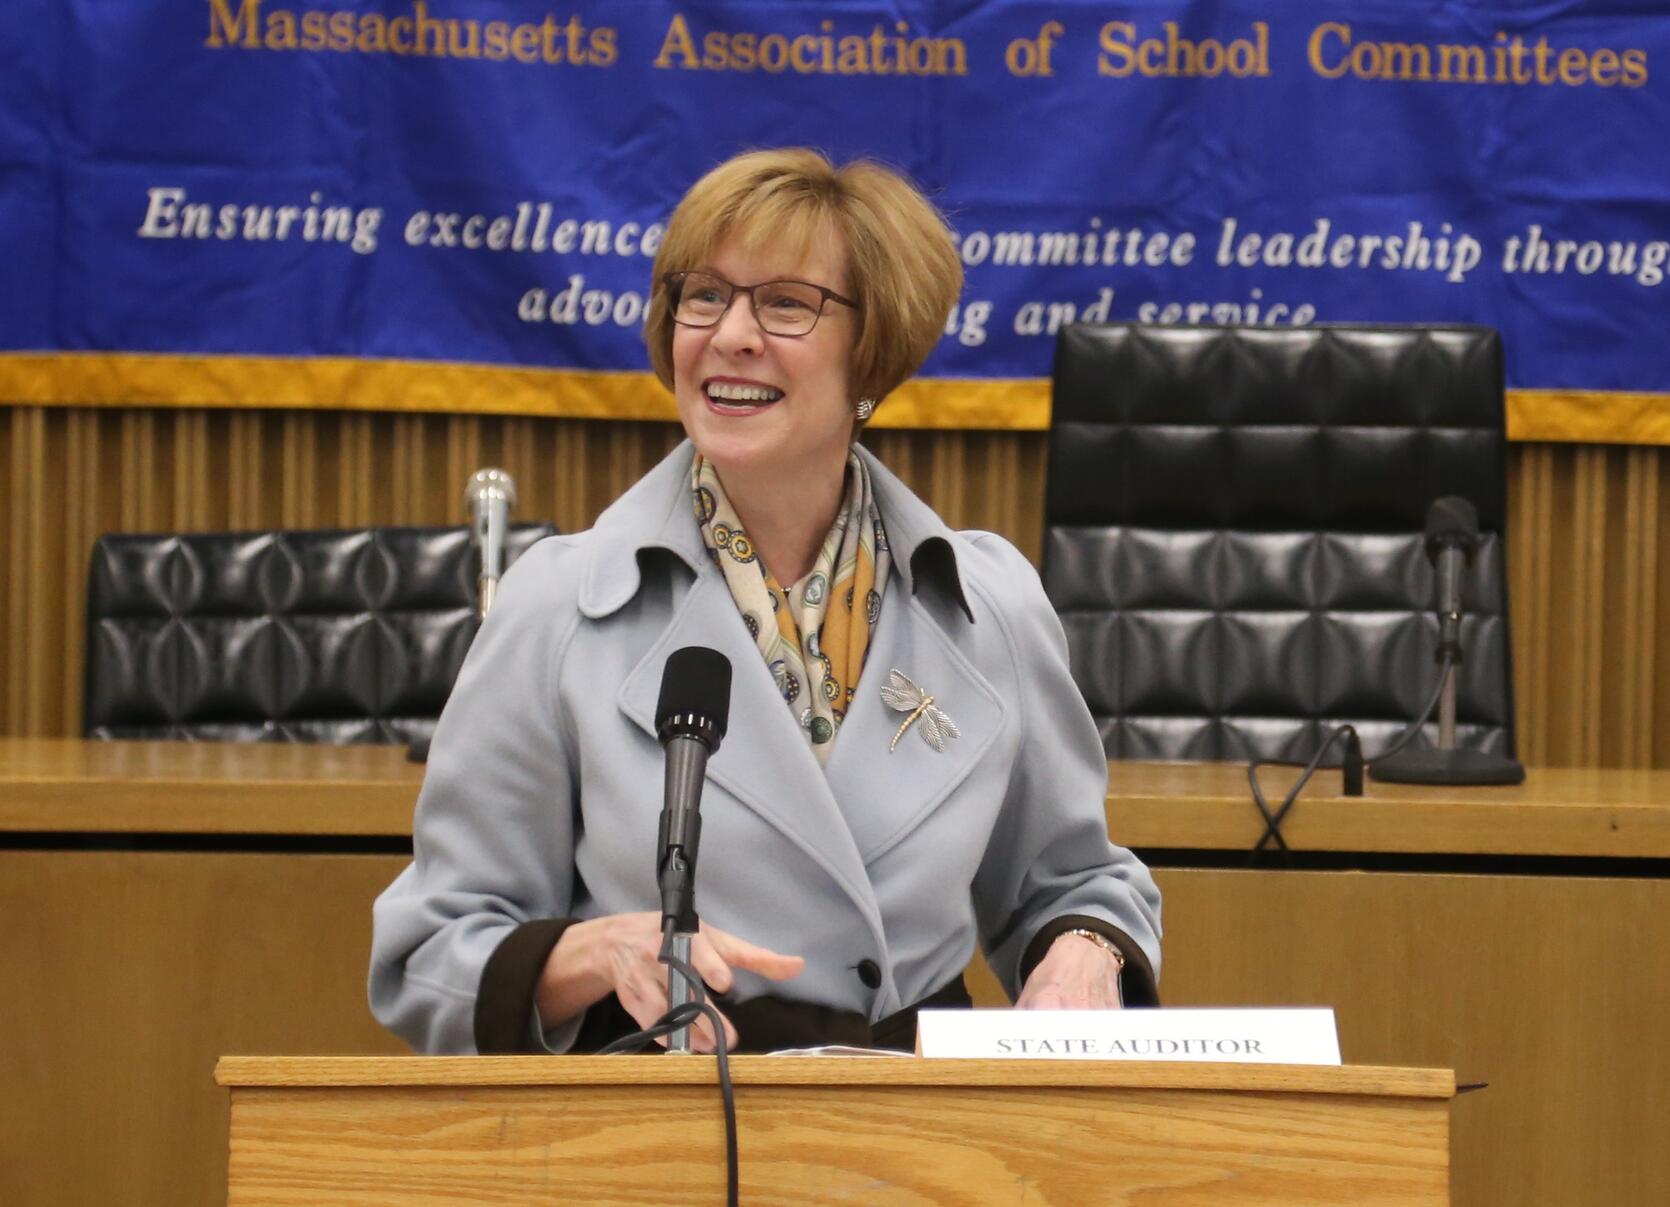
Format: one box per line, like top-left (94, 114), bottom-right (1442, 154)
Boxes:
top-left (880, 669), bottom-right (960, 753)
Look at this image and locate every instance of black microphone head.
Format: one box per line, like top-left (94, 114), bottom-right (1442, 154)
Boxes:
top-left (655, 646), bottom-right (732, 748)
top-left (1424, 496), bottom-right (1480, 562)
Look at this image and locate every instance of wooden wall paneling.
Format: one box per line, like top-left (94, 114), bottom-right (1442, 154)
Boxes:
top-left (546, 417), bottom-right (585, 533)
top-left (972, 431), bottom-right (1023, 543)
top-left (927, 429), bottom-right (969, 540)
top-left (117, 408), bottom-right (157, 530)
top-left (172, 409), bottom-right (209, 530)
top-left (158, 408), bottom-right (179, 523)
top-left (431, 410), bottom-right (459, 524)
top-left (1609, 448), bottom-right (1655, 765)
top-left (859, 429), bottom-right (918, 512)
top-left (537, 416), bottom-right (571, 530)
top-left (1, 408), bottom-right (18, 735)
top-left (1569, 454), bottom-right (1609, 764)
top-left (389, 412), bottom-right (421, 522)
top-left (444, 414), bottom-right (483, 522)
top-left (1507, 445), bottom-right (1549, 764)
top-left (499, 416), bottom-right (534, 528)
top-left (534, 417), bottom-right (572, 532)
top-left (58, 411), bottom-right (84, 737)
top-left (533, 418), bottom-right (561, 528)
top-left (1656, 463), bottom-right (1670, 761)
top-left (225, 411), bottom-right (254, 529)
top-left (279, 411), bottom-right (317, 529)
top-left (59, 409), bottom-right (99, 735)
top-left (332, 412), bottom-right (371, 525)
top-left (601, 421), bottom-right (641, 515)
top-left (1001, 433), bottom-right (1046, 562)
top-left (38, 405), bottom-right (61, 734)
top-left (1573, 447), bottom-right (1609, 764)
top-left (10, 407), bottom-right (49, 736)
top-left (601, 419), bottom-right (678, 521)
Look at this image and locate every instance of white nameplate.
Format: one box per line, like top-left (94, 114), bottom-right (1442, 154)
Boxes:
top-left (916, 1008), bottom-right (1341, 1065)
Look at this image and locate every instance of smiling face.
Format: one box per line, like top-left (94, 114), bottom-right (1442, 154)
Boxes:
top-left (671, 231), bottom-right (858, 497)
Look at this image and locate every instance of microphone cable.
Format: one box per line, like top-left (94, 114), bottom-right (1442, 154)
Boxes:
top-left (594, 921), bottom-right (739, 1207)
top-left (1247, 722), bottom-right (1358, 865)
top-left (1247, 652), bottom-right (1455, 862)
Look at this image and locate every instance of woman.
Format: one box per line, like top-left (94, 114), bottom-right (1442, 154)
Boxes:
top-left (371, 149), bottom-right (1161, 1054)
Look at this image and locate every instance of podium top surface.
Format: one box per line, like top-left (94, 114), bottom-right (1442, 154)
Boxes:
top-left (6, 738), bottom-right (1669, 857)
top-left (214, 1055), bottom-right (1455, 1099)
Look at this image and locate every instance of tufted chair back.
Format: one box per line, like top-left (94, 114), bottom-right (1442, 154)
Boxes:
top-left (83, 524), bottom-right (556, 743)
top-left (1044, 323), bottom-right (1516, 763)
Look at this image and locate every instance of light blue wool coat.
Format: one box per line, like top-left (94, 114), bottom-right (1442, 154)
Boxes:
top-left (370, 441), bottom-right (1161, 1052)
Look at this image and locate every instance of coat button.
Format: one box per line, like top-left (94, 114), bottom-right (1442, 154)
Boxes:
top-left (855, 959), bottom-right (882, 989)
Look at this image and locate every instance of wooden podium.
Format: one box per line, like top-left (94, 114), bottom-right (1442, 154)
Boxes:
top-left (216, 1055), bottom-right (1454, 1205)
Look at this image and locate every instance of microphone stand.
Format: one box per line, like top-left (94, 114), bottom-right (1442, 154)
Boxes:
top-left (650, 646), bottom-right (731, 1053)
top-left (1372, 528), bottom-right (1524, 785)
top-left (1372, 667), bottom-right (1524, 785)
top-left (657, 730), bottom-right (709, 1053)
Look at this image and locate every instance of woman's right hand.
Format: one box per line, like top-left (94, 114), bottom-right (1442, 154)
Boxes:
top-left (535, 912), bottom-right (805, 1052)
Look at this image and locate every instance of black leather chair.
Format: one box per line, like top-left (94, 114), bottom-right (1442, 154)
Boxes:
top-left (1044, 323), bottom-right (1516, 763)
top-left (84, 524), bottom-right (556, 744)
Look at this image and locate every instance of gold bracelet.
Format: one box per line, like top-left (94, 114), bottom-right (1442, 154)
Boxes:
top-left (1064, 928), bottom-right (1126, 974)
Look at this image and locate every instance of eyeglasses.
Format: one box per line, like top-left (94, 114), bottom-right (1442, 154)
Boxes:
top-left (664, 270), bottom-right (859, 337)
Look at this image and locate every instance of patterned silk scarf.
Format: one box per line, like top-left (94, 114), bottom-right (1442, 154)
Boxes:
top-left (693, 452), bottom-right (891, 763)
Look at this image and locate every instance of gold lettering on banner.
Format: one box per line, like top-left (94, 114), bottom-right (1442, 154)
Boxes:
top-left (207, 0), bottom-right (261, 48)
top-left (653, 12), bottom-right (697, 68)
top-left (655, 13), bottom-right (967, 76)
top-left (1098, 21), bottom-right (1270, 79)
top-left (205, 1), bottom-right (618, 66)
top-left (1005, 21), bottom-right (1063, 77)
top-left (1308, 23), bottom-right (1648, 87)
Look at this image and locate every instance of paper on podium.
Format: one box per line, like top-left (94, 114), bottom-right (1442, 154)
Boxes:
top-left (767, 1044), bottom-right (915, 1057)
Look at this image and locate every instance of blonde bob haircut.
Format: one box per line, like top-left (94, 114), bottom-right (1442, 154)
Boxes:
top-left (645, 148), bottom-right (963, 412)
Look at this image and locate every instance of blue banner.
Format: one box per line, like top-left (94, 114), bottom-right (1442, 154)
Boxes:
top-left (1, 2), bottom-right (1667, 437)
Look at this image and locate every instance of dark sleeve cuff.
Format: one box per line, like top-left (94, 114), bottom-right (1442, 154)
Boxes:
top-left (1019, 914), bottom-right (1160, 1007)
top-left (474, 918), bottom-right (577, 1053)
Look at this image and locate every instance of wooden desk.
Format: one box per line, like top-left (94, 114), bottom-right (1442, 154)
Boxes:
top-left (0, 737), bottom-right (422, 834)
top-left (6, 743), bottom-right (1668, 1205)
top-left (1103, 759), bottom-right (1670, 857)
top-left (7, 737), bottom-right (1665, 849)
top-left (1, 740), bottom-right (417, 1207)
top-left (1079, 761), bottom-right (1670, 1207)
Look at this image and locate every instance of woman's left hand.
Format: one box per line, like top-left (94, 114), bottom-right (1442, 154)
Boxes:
top-left (1014, 933), bottom-right (1124, 1010)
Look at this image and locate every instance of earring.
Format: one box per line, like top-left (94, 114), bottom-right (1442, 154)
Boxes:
top-left (853, 398), bottom-right (876, 421)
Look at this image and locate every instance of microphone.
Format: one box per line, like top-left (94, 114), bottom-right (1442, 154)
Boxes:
top-left (654, 646), bottom-right (732, 1051)
top-left (465, 468), bottom-right (517, 616)
top-left (407, 467), bottom-right (518, 766)
top-left (1424, 496), bottom-right (1479, 665)
top-left (1371, 495), bottom-right (1523, 786)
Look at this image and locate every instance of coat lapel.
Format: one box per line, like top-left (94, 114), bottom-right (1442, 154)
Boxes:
top-left (597, 438), bottom-right (1001, 1000)
top-left (617, 567), bottom-right (887, 945)
top-left (823, 586), bottom-right (1006, 864)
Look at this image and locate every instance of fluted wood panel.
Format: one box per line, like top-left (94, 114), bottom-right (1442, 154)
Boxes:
top-left (3, 403), bottom-right (1666, 768)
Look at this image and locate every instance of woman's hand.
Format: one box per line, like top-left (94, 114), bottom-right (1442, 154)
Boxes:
top-left (537, 912), bottom-right (805, 1051)
top-left (1014, 932), bottom-right (1124, 1010)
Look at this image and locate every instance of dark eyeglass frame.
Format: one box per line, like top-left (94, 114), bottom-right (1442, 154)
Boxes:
top-left (663, 270), bottom-right (860, 337)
